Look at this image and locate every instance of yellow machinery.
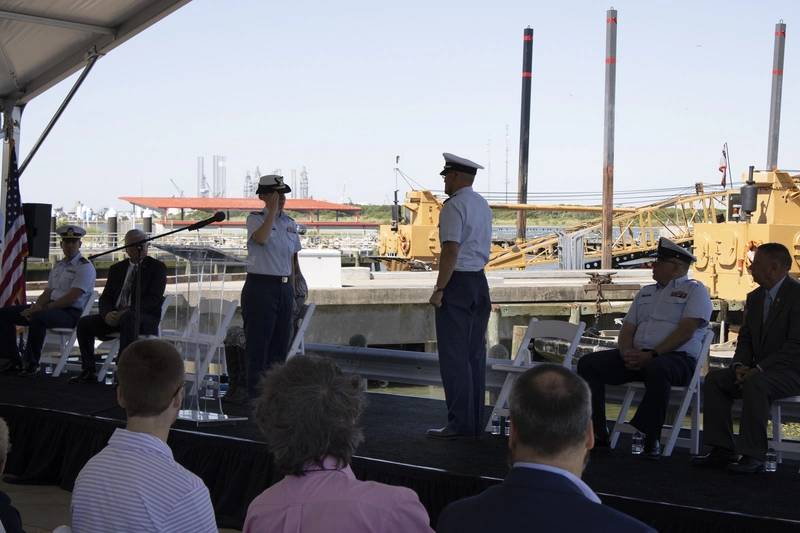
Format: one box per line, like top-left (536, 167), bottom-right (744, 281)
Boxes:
top-left (694, 170), bottom-right (800, 301)
top-left (377, 190), bottom-right (442, 269)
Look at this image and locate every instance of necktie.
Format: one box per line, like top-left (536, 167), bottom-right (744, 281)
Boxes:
top-left (763, 291), bottom-right (773, 325)
top-left (119, 265), bottom-right (138, 309)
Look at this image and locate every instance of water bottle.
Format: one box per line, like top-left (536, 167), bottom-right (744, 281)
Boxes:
top-left (204, 376), bottom-right (219, 399)
top-left (504, 417), bottom-right (511, 437)
top-left (631, 432), bottom-right (644, 455)
top-left (765, 448), bottom-right (777, 472)
top-left (104, 372), bottom-right (114, 385)
top-left (491, 413), bottom-right (501, 435)
top-left (43, 363), bottom-right (53, 375)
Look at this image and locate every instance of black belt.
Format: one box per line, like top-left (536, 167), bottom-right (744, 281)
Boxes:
top-left (452, 270), bottom-right (485, 276)
top-left (247, 273), bottom-right (290, 284)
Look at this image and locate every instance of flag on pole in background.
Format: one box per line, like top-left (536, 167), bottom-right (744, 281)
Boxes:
top-left (0, 140), bottom-right (28, 307)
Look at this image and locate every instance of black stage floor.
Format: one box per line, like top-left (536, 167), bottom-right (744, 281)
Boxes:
top-left (1, 374), bottom-right (800, 532)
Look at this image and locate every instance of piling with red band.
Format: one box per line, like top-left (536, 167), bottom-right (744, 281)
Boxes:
top-left (766, 21), bottom-right (786, 171)
top-left (516, 27), bottom-right (534, 241)
top-left (601, 9), bottom-right (618, 269)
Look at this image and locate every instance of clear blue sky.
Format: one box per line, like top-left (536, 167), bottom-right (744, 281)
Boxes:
top-left (16, 0), bottom-right (800, 209)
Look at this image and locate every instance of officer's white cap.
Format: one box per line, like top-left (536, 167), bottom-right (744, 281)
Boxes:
top-left (440, 153), bottom-right (484, 176)
top-left (650, 237), bottom-right (696, 264)
top-left (256, 174), bottom-right (291, 194)
top-left (55, 224), bottom-right (86, 240)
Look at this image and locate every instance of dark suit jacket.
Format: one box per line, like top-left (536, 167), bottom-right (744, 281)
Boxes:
top-left (0, 489), bottom-right (24, 533)
top-left (436, 467), bottom-right (654, 533)
top-left (733, 276), bottom-right (800, 373)
top-left (98, 256), bottom-right (167, 334)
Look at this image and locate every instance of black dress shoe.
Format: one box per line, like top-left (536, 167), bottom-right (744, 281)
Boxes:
top-left (18, 364), bottom-right (40, 377)
top-left (0, 359), bottom-right (21, 374)
top-left (727, 455), bottom-right (765, 474)
top-left (426, 426), bottom-right (473, 440)
top-left (644, 438), bottom-right (662, 460)
top-left (69, 370), bottom-right (97, 384)
top-left (691, 447), bottom-right (740, 469)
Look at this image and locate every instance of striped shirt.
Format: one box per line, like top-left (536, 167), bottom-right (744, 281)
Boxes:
top-left (71, 429), bottom-right (217, 533)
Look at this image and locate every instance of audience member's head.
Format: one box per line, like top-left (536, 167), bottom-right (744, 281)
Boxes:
top-left (751, 243), bottom-right (792, 289)
top-left (509, 364), bottom-right (593, 474)
top-left (254, 356), bottom-right (364, 475)
top-left (116, 339), bottom-right (185, 422)
top-left (124, 229), bottom-right (149, 262)
top-left (0, 417), bottom-right (8, 473)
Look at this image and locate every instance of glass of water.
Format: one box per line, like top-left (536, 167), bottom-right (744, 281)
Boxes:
top-left (631, 432), bottom-right (644, 455)
top-left (765, 448), bottom-right (777, 472)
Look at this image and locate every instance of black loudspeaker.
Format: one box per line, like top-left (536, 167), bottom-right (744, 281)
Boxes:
top-left (22, 203), bottom-right (52, 259)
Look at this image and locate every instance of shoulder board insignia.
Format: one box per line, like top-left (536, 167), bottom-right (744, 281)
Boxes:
top-left (79, 257), bottom-right (90, 264)
top-left (250, 211), bottom-right (263, 215)
top-left (670, 290), bottom-right (688, 298)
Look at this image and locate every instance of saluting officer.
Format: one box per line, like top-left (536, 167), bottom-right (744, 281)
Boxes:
top-left (241, 175), bottom-right (302, 399)
top-left (577, 237), bottom-right (713, 458)
top-left (0, 225), bottom-right (96, 375)
top-left (428, 153), bottom-right (493, 439)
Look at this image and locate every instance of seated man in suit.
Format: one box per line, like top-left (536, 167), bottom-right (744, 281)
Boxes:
top-left (71, 229), bottom-right (166, 383)
top-left (693, 243), bottom-right (800, 473)
top-left (577, 237), bottom-right (712, 458)
top-left (437, 364), bottom-right (654, 533)
top-left (0, 225), bottom-right (96, 375)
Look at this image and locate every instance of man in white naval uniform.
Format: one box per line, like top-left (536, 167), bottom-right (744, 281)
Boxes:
top-left (577, 237), bottom-right (712, 458)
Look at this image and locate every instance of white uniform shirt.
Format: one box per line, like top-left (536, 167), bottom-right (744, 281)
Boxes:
top-left (624, 275), bottom-right (712, 358)
top-left (246, 210), bottom-right (302, 276)
top-left (438, 186), bottom-right (492, 271)
top-left (48, 252), bottom-right (96, 310)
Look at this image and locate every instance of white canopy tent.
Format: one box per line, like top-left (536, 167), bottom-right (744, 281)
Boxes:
top-left (0, 0), bottom-right (192, 250)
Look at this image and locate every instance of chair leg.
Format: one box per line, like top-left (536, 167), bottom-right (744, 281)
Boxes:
top-left (611, 387), bottom-right (635, 449)
top-left (690, 387), bottom-right (701, 455)
top-left (665, 382), bottom-right (697, 457)
top-left (486, 374), bottom-right (516, 432)
top-left (771, 403), bottom-right (782, 463)
top-left (96, 341), bottom-right (120, 383)
top-left (53, 335), bottom-right (70, 377)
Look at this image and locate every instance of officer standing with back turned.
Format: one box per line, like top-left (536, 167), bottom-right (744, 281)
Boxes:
top-left (428, 153), bottom-right (493, 439)
top-left (240, 175), bottom-right (302, 401)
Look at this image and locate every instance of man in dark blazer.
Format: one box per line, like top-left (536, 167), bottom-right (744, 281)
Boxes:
top-left (693, 243), bottom-right (800, 473)
top-left (437, 364), bottom-right (655, 533)
top-left (70, 229), bottom-right (167, 383)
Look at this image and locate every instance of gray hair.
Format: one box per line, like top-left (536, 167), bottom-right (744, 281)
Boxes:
top-left (254, 356), bottom-right (364, 475)
top-left (0, 417), bottom-right (9, 461)
top-left (509, 364), bottom-right (591, 457)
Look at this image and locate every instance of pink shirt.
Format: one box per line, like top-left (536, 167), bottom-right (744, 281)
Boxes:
top-left (243, 457), bottom-right (433, 533)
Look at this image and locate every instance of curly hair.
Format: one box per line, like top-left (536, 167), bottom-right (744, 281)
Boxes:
top-left (254, 356), bottom-right (365, 476)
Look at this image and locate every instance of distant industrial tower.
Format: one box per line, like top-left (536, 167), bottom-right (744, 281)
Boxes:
top-left (299, 166), bottom-right (309, 199)
top-left (290, 169), bottom-right (297, 198)
top-left (243, 171), bottom-right (256, 197)
top-left (197, 156), bottom-right (210, 197)
top-left (212, 155), bottom-right (227, 197)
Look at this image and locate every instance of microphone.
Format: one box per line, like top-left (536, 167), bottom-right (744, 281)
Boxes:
top-left (187, 211), bottom-right (226, 231)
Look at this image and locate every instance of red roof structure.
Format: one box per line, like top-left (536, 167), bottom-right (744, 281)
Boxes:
top-left (120, 196), bottom-right (361, 214)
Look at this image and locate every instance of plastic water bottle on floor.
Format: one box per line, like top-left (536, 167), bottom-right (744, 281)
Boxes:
top-left (504, 417), bottom-right (511, 437)
top-left (491, 414), bottom-right (501, 435)
top-left (44, 363), bottom-right (53, 375)
top-left (104, 372), bottom-right (114, 385)
top-left (631, 432), bottom-right (644, 455)
top-left (765, 448), bottom-right (777, 472)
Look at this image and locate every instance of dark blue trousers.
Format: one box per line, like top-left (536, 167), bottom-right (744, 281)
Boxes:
top-left (577, 348), bottom-right (695, 438)
top-left (435, 271), bottom-right (491, 436)
top-left (241, 274), bottom-right (294, 398)
top-left (0, 304), bottom-right (81, 367)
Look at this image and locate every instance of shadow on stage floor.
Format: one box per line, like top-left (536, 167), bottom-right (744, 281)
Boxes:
top-left (1, 374), bottom-right (799, 532)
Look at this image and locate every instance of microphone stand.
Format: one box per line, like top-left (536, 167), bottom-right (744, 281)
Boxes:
top-left (88, 213), bottom-right (225, 348)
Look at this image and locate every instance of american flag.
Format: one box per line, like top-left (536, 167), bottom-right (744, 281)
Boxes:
top-left (0, 140), bottom-right (28, 306)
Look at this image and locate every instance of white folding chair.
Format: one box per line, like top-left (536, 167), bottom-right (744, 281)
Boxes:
top-left (610, 329), bottom-right (714, 456)
top-left (94, 294), bottom-right (176, 382)
top-left (287, 303), bottom-right (316, 359)
top-left (40, 291), bottom-right (99, 377)
top-left (485, 318), bottom-right (586, 432)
